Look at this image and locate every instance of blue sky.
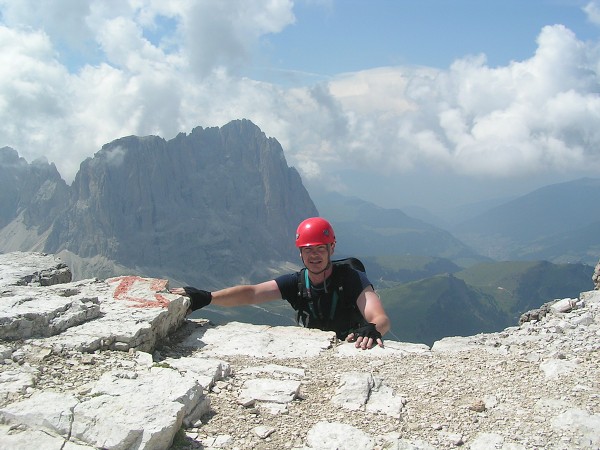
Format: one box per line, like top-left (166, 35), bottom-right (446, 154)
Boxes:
top-left (262, 0), bottom-right (596, 75)
top-left (1, 0), bottom-right (600, 212)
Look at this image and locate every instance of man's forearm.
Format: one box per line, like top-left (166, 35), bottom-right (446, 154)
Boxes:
top-left (211, 285), bottom-right (258, 306)
top-left (373, 315), bottom-right (391, 336)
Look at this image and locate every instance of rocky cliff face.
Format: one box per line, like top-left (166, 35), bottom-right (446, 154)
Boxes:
top-left (0, 147), bottom-right (69, 250)
top-left (0, 121), bottom-right (318, 287)
top-left (0, 252), bottom-right (598, 450)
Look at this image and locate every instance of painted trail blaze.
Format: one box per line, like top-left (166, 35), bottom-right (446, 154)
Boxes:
top-left (109, 275), bottom-right (170, 308)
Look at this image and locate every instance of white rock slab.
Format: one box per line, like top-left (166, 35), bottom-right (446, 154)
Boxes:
top-left (331, 372), bottom-right (374, 411)
top-left (162, 355), bottom-right (231, 390)
top-left (539, 358), bottom-right (579, 379)
top-left (90, 366), bottom-right (207, 422)
top-left (238, 378), bottom-right (301, 405)
top-left (304, 421), bottom-right (374, 450)
top-left (72, 366), bottom-right (207, 449)
top-left (0, 424), bottom-right (96, 450)
top-left (35, 276), bottom-right (188, 353)
top-left (550, 298), bottom-right (577, 313)
top-left (182, 321), bottom-right (335, 358)
top-left (0, 391), bottom-right (78, 436)
top-left (551, 408), bottom-right (600, 447)
top-left (0, 251), bottom-right (72, 287)
top-left (0, 367), bottom-right (38, 401)
top-left (0, 286), bottom-right (101, 340)
top-left (0, 368), bottom-right (209, 450)
top-left (238, 364), bottom-right (306, 378)
top-left (365, 382), bottom-right (405, 419)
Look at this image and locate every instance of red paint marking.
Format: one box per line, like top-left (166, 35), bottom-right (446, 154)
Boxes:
top-left (109, 276), bottom-right (171, 308)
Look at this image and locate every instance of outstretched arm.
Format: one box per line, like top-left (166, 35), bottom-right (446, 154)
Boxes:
top-left (171, 280), bottom-right (281, 311)
top-left (210, 280), bottom-right (282, 306)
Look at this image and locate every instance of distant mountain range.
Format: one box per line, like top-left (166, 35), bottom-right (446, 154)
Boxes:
top-left (312, 178), bottom-right (600, 267)
top-left (312, 191), bottom-right (485, 267)
top-left (1, 119), bottom-right (597, 345)
top-left (450, 178), bottom-right (600, 265)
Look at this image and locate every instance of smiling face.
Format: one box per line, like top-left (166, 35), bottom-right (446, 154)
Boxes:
top-left (300, 244), bottom-right (334, 276)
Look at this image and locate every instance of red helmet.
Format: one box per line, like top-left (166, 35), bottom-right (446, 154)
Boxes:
top-left (295, 217), bottom-right (336, 248)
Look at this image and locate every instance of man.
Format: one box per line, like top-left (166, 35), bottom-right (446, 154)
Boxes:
top-left (170, 217), bottom-right (390, 349)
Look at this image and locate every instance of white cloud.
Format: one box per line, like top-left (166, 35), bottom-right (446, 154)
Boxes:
top-left (0, 1), bottom-right (599, 196)
top-left (103, 145), bottom-right (127, 168)
top-left (0, 1), bottom-right (297, 181)
top-left (584, 0), bottom-right (600, 25)
top-left (0, 25), bottom-right (74, 163)
top-left (179, 0), bottom-right (295, 77)
top-left (315, 25), bottom-right (600, 179)
top-left (0, 0), bottom-right (94, 49)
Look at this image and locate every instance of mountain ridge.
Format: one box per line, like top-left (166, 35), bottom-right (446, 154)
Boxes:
top-left (1, 120), bottom-right (318, 287)
top-left (451, 177), bottom-right (600, 264)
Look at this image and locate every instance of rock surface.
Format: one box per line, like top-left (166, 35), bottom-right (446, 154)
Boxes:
top-left (0, 252), bottom-right (599, 449)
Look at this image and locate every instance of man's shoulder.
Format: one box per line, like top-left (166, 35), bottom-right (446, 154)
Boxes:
top-left (332, 263), bottom-right (371, 290)
top-left (275, 271), bottom-right (301, 284)
top-left (332, 263), bottom-right (363, 283)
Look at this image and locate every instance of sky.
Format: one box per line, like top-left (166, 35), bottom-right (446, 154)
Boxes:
top-left (1, 0), bottom-right (600, 213)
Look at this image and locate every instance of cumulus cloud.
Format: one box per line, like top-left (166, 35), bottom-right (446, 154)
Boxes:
top-left (0, 0), bottom-right (95, 53)
top-left (0, 0), bottom-right (599, 194)
top-left (585, 0), bottom-right (600, 25)
top-left (180, 0), bottom-right (295, 77)
top-left (0, 0), bottom-right (296, 180)
top-left (320, 25), bottom-right (600, 179)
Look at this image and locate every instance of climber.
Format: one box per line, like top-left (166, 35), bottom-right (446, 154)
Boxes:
top-left (170, 217), bottom-right (390, 349)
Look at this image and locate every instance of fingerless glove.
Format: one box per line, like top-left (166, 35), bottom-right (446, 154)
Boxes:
top-left (351, 322), bottom-right (382, 340)
top-left (182, 287), bottom-right (212, 311)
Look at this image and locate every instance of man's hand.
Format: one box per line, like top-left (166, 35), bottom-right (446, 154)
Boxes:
top-left (170, 287), bottom-right (212, 313)
top-left (346, 323), bottom-right (384, 350)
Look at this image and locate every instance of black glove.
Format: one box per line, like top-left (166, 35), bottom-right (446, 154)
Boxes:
top-left (182, 287), bottom-right (212, 311)
top-left (350, 323), bottom-right (382, 341)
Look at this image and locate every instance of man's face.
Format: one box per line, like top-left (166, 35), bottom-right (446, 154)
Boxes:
top-left (300, 245), bottom-right (331, 273)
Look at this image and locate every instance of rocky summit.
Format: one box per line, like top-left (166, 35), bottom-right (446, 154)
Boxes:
top-left (0, 251), bottom-right (598, 450)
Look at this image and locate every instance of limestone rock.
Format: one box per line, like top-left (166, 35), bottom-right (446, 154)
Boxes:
top-left (0, 251), bottom-right (71, 287)
top-left (182, 320), bottom-right (335, 358)
top-left (0, 253), bottom-right (599, 449)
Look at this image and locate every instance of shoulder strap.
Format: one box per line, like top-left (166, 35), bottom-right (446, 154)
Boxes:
top-left (296, 269), bottom-right (313, 325)
top-left (330, 289), bottom-right (339, 320)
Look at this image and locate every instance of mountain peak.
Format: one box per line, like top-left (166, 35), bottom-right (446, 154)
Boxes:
top-left (2, 121), bottom-right (318, 286)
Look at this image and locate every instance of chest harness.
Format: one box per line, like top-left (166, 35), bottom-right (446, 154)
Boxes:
top-left (297, 268), bottom-right (341, 325)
